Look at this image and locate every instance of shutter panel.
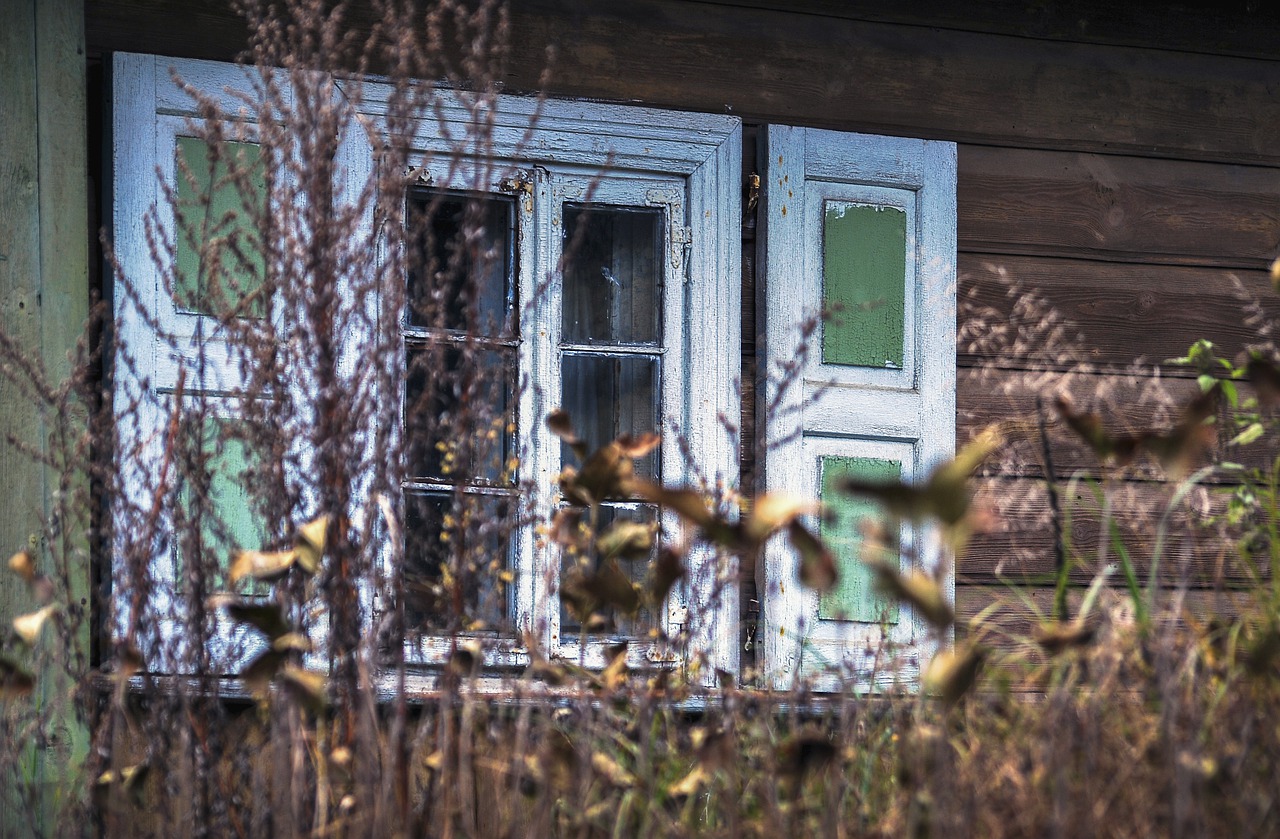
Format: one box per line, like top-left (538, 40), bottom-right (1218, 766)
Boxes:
top-left (756, 126), bottom-right (956, 689)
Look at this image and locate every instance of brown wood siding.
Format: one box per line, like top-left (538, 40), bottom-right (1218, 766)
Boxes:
top-left (84, 0), bottom-right (1280, 639)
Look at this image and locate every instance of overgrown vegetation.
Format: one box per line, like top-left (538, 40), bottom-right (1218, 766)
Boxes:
top-left (1, 0), bottom-right (1279, 836)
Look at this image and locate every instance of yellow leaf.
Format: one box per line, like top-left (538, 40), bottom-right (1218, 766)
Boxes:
top-left (7, 551), bottom-right (35, 583)
top-left (924, 642), bottom-right (986, 705)
top-left (591, 751), bottom-right (636, 789)
top-left (229, 549), bottom-right (298, 584)
top-left (668, 764), bottom-right (708, 797)
top-left (743, 492), bottom-right (818, 542)
top-left (866, 557), bottom-right (953, 630)
top-left (270, 632), bottom-right (313, 654)
top-left (294, 515), bottom-right (328, 575)
top-left (280, 665), bottom-right (327, 711)
top-left (13, 605), bottom-right (56, 645)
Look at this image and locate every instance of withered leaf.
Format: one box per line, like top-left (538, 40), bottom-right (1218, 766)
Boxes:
top-left (591, 751), bottom-right (636, 788)
top-left (596, 519), bottom-right (657, 561)
top-left (789, 521), bottom-right (837, 592)
top-left (294, 515), bottom-right (328, 574)
top-left (777, 731), bottom-right (838, 778)
top-left (565, 560), bottom-right (642, 617)
top-left (924, 642), bottom-right (986, 706)
top-left (647, 547), bottom-right (685, 608)
top-left (229, 549), bottom-right (299, 585)
top-left (0, 657), bottom-right (34, 699)
top-left (1056, 385), bottom-right (1219, 475)
top-left (613, 432), bottom-right (661, 459)
top-left (743, 492), bottom-right (819, 543)
top-left (280, 665), bottom-right (327, 711)
top-left (225, 600), bottom-right (292, 641)
top-left (547, 409), bottom-right (587, 461)
top-left (668, 764), bottom-right (709, 797)
top-left (242, 649), bottom-right (286, 697)
top-left (270, 632), bottom-right (313, 654)
top-left (7, 550), bottom-right (35, 584)
top-left (865, 557), bottom-right (954, 630)
top-left (601, 641), bottom-right (629, 691)
top-left (549, 508), bottom-right (588, 552)
top-left (1246, 354), bottom-right (1280, 410)
top-left (13, 605), bottom-right (56, 645)
top-left (839, 425), bottom-right (1003, 528)
top-left (1034, 620), bottom-right (1096, 655)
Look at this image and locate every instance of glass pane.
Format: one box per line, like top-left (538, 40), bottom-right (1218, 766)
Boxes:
top-left (174, 137), bottom-right (267, 317)
top-left (406, 190), bottom-right (514, 336)
top-left (560, 504), bottom-right (658, 637)
top-left (404, 492), bottom-right (510, 633)
top-left (560, 353), bottom-right (659, 479)
top-left (562, 205), bottom-right (662, 345)
top-left (405, 344), bottom-right (516, 484)
top-left (817, 455), bottom-right (901, 623)
top-left (821, 200), bottom-right (907, 369)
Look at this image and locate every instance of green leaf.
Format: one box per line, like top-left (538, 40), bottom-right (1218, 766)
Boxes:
top-left (1231, 422), bottom-right (1265, 447)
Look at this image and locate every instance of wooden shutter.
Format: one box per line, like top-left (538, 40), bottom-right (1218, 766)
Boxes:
top-left (756, 126), bottom-right (956, 689)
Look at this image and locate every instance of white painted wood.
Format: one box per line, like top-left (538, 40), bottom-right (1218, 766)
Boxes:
top-left (113, 52), bottom-right (743, 682)
top-left (756, 126), bottom-right (956, 691)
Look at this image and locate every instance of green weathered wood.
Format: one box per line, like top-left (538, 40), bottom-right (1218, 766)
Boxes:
top-left (821, 202), bottom-right (907, 369)
top-left (0, 0), bottom-right (90, 831)
top-left (180, 417), bottom-right (268, 593)
top-left (817, 455), bottom-right (900, 623)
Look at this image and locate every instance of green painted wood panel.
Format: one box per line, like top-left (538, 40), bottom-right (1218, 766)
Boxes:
top-left (818, 455), bottom-right (900, 623)
top-left (174, 136), bottom-right (266, 316)
top-left (180, 418), bottom-right (269, 593)
top-left (0, 0), bottom-right (90, 827)
top-left (821, 201), bottom-right (907, 369)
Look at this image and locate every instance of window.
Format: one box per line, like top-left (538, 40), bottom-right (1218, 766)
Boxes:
top-left (111, 54), bottom-right (741, 680)
top-left (110, 53), bottom-right (954, 688)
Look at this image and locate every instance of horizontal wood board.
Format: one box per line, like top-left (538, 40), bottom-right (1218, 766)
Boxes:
top-left (87, 0), bottom-right (1280, 165)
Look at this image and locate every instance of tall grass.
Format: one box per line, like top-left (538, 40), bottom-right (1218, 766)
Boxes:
top-left (0, 1), bottom-right (1278, 836)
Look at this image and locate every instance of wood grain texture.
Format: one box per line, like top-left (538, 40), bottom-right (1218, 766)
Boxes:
top-left (697, 0), bottom-right (1280, 61)
top-left (957, 367), bottom-right (1280, 479)
top-left (958, 255), bottom-right (1278, 372)
top-left (86, 0), bottom-right (1280, 165)
top-left (956, 585), bottom-right (1253, 654)
top-left (959, 476), bottom-right (1264, 587)
top-left (959, 146), bottom-right (1280, 268)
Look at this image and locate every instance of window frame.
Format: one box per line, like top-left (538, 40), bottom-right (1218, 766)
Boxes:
top-left (110, 53), bottom-right (743, 683)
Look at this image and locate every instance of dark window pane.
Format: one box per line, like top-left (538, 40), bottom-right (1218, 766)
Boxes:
top-left (406, 190), bottom-right (514, 336)
top-left (405, 344), bottom-right (515, 484)
top-left (560, 353), bottom-right (659, 479)
top-left (560, 504), bottom-right (658, 637)
top-left (404, 492), bottom-right (510, 633)
top-left (562, 205), bottom-right (662, 345)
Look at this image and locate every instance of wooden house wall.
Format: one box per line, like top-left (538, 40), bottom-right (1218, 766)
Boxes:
top-left (85, 0), bottom-right (1280, 646)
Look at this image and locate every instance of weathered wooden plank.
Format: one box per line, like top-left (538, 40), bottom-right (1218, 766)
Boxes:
top-left (0, 0), bottom-right (46, 623)
top-left (703, 0), bottom-right (1280, 62)
top-left (959, 477), bottom-right (1265, 587)
top-left (956, 585), bottom-right (1254, 655)
top-left (958, 255), bottom-right (1277, 372)
top-left (85, 0), bottom-right (1280, 165)
top-left (958, 367), bottom-right (1278, 479)
top-left (959, 146), bottom-right (1280, 268)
